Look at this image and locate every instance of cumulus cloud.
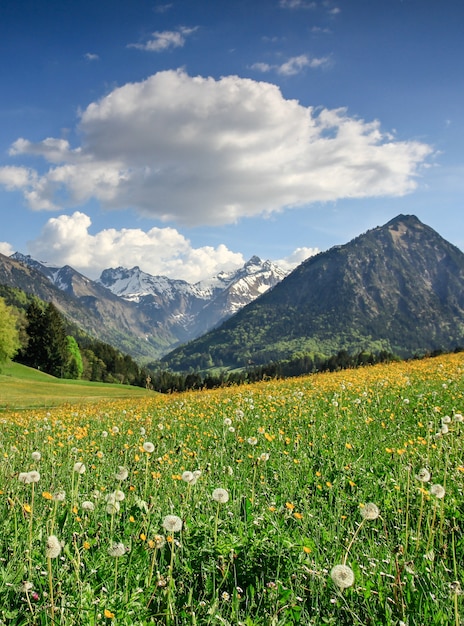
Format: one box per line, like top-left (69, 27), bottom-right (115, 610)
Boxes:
top-left (84, 53), bottom-right (99, 61)
top-left (251, 54), bottom-right (330, 75)
top-left (26, 212), bottom-right (245, 282)
top-left (276, 246), bottom-right (319, 271)
top-left (0, 242), bottom-right (14, 256)
top-left (0, 69), bottom-right (433, 225)
top-left (129, 26), bottom-right (197, 52)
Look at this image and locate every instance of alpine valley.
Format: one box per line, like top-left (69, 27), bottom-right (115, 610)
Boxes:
top-left (0, 252), bottom-right (287, 362)
top-left (1, 214), bottom-right (464, 372)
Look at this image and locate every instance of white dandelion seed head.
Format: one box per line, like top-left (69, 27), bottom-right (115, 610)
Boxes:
top-left (415, 468), bottom-right (431, 483)
top-left (46, 535), bottom-right (62, 559)
top-left (106, 501), bottom-right (120, 515)
top-left (259, 452), bottom-right (270, 462)
top-left (143, 441), bottom-right (155, 453)
top-left (31, 451), bottom-right (41, 462)
top-left (430, 484), bottom-right (446, 499)
top-left (441, 415), bottom-right (452, 424)
top-left (108, 542), bottom-right (125, 557)
top-left (182, 471), bottom-right (194, 483)
top-left (81, 501), bottom-right (95, 512)
top-left (101, 431), bottom-right (108, 438)
top-left (18, 472), bottom-right (30, 484)
top-left (115, 466), bottom-right (129, 481)
top-left (330, 564), bottom-right (355, 589)
top-left (453, 413), bottom-right (463, 423)
top-left (212, 488), bottom-right (229, 504)
top-left (228, 426), bottom-right (235, 433)
top-left (440, 424), bottom-right (449, 435)
top-left (140, 427), bottom-right (146, 436)
top-left (52, 490), bottom-right (66, 502)
top-left (73, 462), bottom-right (86, 475)
top-left (113, 489), bottom-right (125, 502)
top-left (162, 514), bottom-right (183, 533)
top-left (153, 534), bottom-right (166, 549)
top-left (111, 426), bottom-right (120, 434)
top-left (28, 471), bottom-right (40, 483)
top-left (360, 502), bottom-right (380, 520)
top-left (223, 418), bottom-right (232, 427)
top-left (21, 581), bottom-right (34, 592)
top-left (247, 437), bottom-right (258, 446)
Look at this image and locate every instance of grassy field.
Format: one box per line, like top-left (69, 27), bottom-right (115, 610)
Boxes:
top-left (0, 354), bottom-right (463, 625)
top-left (0, 362), bottom-right (153, 410)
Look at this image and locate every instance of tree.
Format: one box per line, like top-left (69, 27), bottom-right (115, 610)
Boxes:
top-left (0, 297), bottom-right (20, 367)
top-left (64, 336), bottom-right (83, 379)
top-left (19, 302), bottom-right (68, 376)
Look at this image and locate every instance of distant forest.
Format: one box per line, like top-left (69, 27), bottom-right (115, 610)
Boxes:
top-left (2, 284), bottom-right (461, 395)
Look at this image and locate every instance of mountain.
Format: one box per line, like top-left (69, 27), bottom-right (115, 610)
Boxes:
top-left (2, 253), bottom-right (175, 360)
top-left (98, 256), bottom-right (287, 341)
top-left (5, 253), bottom-right (288, 361)
top-left (162, 215), bottom-right (464, 371)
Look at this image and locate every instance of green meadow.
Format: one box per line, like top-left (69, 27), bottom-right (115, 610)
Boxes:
top-left (0, 353), bottom-right (463, 625)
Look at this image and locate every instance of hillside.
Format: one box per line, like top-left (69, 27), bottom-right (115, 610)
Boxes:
top-left (162, 214), bottom-right (464, 371)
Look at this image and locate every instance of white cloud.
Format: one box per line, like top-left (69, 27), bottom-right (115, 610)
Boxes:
top-left (84, 53), bottom-right (99, 61)
top-left (0, 242), bottom-right (14, 256)
top-left (276, 246), bottom-right (319, 270)
top-left (0, 69), bottom-right (433, 225)
top-left (129, 26), bottom-right (197, 52)
top-left (27, 212), bottom-right (245, 282)
top-left (261, 54), bottom-right (330, 76)
top-left (279, 0), bottom-right (317, 8)
top-left (0, 165), bottom-right (37, 190)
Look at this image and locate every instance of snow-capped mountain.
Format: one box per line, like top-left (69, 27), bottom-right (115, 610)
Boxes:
top-left (98, 255), bottom-right (288, 338)
top-left (9, 252), bottom-right (289, 360)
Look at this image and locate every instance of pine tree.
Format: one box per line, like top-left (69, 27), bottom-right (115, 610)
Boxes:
top-left (20, 302), bottom-right (68, 376)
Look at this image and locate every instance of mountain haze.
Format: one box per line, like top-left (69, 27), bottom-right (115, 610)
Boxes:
top-left (162, 215), bottom-right (464, 371)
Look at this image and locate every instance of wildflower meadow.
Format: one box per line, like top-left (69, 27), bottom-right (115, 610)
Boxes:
top-left (1, 353), bottom-right (463, 625)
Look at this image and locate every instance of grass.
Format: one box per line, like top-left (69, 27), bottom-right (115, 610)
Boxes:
top-left (0, 353), bottom-right (463, 625)
top-left (0, 362), bottom-right (154, 410)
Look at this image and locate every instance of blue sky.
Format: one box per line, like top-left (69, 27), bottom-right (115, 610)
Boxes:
top-left (1, 0), bottom-right (463, 282)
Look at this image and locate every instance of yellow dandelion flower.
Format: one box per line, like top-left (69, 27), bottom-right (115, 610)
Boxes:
top-left (83, 541), bottom-right (91, 550)
top-left (293, 512), bottom-right (303, 520)
top-left (140, 533), bottom-right (147, 541)
top-left (285, 502), bottom-right (295, 510)
top-left (345, 443), bottom-right (353, 449)
top-left (23, 503), bottom-right (32, 514)
top-left (303, 546), bottom-right (311, 554)
top-left (42, 491), bottom-right (53, 500)
top-left (104, 609), bottom-right (115, 619)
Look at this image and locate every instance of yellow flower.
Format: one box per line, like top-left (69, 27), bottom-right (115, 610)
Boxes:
top-left (104, 609), bottom-right (115, 619)
top-left (345, 443), bottom-right (353, 450)
top-left (285, 502), bottom-right (295, 510)
top-left (140, 533), bottom-right (147, 541)
top-left (42, 491), bottom-right (53, 500)
top-left (83, 541), bottom-right (91, 550)
top-left (303, 546), bottom-right (311, 554)
top-left (293, 512), bottom-right (303, 520)
top-left (23, 503), bottom-right (32, 514)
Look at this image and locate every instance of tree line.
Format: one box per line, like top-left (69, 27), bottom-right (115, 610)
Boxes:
top-left (0, 289), bottom-right (151, 386)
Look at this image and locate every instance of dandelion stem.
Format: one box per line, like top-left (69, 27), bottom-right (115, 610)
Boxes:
top-left (27, 482), bottom-right (35, 579)
top-left (415, 489), bottom-right (426, 551)
top-left (343, 519), bottom-right (366, 565)
top-left (47, 555), bottom-right (55, 621)
top-left (213, 502), bottom-right (220, 546)
top-left (404, 465), bottom-right (411, 553)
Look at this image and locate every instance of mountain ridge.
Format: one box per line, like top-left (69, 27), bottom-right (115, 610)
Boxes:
top-left (161, 214), bottom-right (464, 371)
top-left (6, 252), bottom-right (289, 361)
